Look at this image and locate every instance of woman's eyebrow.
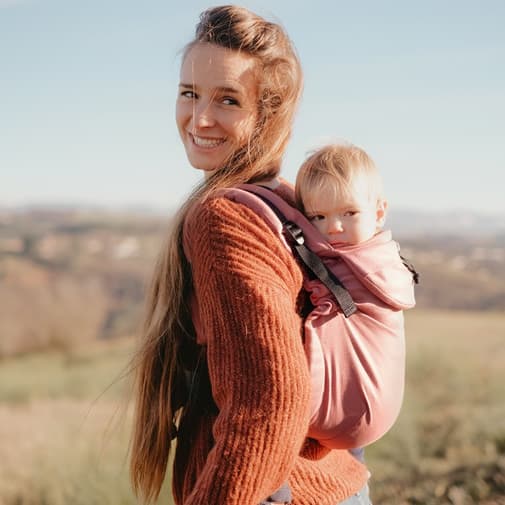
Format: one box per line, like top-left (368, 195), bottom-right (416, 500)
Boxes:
top-left (216, 86), bottom-right (241, 94)
top-left (178, 83), bottom-right (241, 94)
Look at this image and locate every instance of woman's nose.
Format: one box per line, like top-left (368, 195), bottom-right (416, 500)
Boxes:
top-left (192, 101), bottom-right (215, 128)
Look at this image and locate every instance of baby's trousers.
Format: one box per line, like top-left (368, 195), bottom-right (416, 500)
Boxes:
top-left (259, 483), bottom-right (371, 505)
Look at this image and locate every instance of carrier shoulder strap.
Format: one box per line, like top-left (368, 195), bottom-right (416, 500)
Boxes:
top-left (400, 254), bottom-right (420, 284)
top-left (247, 188), bottom-right (357, 318)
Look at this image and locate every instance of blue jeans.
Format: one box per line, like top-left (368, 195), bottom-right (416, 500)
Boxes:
top-left (338, 484), bottom-right (372, 505)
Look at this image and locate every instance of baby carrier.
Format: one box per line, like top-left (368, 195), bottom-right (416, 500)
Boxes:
top-left (222, 183), bottom-right (418, 449)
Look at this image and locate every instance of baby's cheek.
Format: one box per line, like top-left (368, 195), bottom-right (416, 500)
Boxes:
top-left (313, 221), bottom-right (325, 235)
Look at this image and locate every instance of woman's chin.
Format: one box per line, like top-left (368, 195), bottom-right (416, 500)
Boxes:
top-left (202, 167), bottom-right (220, 179)
top-left (185, 155), bottom-right (216, 170)
top-left (186, 153), bottom-right (228, 175)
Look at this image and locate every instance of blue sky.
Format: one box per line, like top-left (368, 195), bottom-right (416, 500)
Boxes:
top-left (1, 0), bottom-right (504, 213)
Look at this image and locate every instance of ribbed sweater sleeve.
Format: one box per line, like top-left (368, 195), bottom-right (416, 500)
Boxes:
top-left (183, 196), bottom-right (312, 504)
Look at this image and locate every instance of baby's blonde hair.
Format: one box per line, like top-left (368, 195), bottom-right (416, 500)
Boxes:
top-left (295, 143), bottom-right (384, 212)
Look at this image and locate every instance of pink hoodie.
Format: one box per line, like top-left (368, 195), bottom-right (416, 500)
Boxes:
top-left (303, 229), bottom-right (415, 448)
top-left (222, 184), bottom-right (416, 449)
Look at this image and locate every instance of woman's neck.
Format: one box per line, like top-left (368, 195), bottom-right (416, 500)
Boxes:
top-left (255, 177), bottom-right (281, 190)
top-left (203, 170), bottom-right (281, 190)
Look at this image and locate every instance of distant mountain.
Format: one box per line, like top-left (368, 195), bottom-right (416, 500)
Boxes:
top-left (1, 204), bottom-right (504, 358)
top-left (1, 204), bottom-right (504, 239)
top-left (388, 209), bottom-right (505, 238)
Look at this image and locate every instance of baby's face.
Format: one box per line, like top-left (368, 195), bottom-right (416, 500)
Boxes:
top-left (303, 177), bottom-right (386, 246)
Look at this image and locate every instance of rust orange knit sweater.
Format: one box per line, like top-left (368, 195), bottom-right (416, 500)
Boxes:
top-left (181, 182), bottom-right (368, 505)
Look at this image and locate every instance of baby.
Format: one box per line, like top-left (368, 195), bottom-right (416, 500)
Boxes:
top-left (261, 143), bottom-right (417, 504)
top-left (295, 142), bottom-right (416, 455)
top-left (295, 142), bottom-right (387, 248)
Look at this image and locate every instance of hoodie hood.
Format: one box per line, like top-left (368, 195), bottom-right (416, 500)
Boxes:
top-left (329, 231), bottom-right (416, 310)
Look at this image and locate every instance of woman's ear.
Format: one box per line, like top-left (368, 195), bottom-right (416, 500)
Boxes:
top-left (376, 199), bottom-right (388, 227)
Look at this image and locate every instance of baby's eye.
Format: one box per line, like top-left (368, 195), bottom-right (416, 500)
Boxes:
top-left (344, 210), bottom-right (358, 217)
top-left (309, 214), bottom-right (325, 222)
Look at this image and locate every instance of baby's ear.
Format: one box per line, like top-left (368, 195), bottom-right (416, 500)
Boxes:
top-left (376, 199), bottom-right (388, 227)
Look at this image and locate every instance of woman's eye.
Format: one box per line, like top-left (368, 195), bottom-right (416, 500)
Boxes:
top-left (181, 90), bottom-right (196, 99)
top-left (222, 97), bottom-right (239, 106)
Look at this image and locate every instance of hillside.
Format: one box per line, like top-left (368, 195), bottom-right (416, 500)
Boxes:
top-left (1, 207), bottom-right (504, 357)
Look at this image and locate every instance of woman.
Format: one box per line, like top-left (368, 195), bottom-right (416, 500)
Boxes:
top-left (130, 5), bottom-right (371, 505)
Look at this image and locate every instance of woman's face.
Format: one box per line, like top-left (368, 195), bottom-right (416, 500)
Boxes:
top-left (176, 43), bottom-right (259, 173)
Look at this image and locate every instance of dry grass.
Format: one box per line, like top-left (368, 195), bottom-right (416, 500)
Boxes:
top-left (0, 337), bottom-right (174, 505)
top-left (0, 310), bottom-right (504, 504)
top-left (367, 310), bottom-right (505, 504)
top-left (0, 400), bottom-right (134, 505)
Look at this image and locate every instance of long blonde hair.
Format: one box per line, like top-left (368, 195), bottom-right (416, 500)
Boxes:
top-left (130, 5), bottom-right (303, 503)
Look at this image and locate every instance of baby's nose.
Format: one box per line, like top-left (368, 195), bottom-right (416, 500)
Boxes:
top-left (327, 218), bottom-right (344, 233)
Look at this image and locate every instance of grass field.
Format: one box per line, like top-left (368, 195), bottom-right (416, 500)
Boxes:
top-left (0, 310), bottom-right (504, 504)
top-left (367, 310), bottom-right (505, 504)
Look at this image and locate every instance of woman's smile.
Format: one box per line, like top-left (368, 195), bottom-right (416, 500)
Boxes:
top-left (190, 133), bottom-right (227, 149)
